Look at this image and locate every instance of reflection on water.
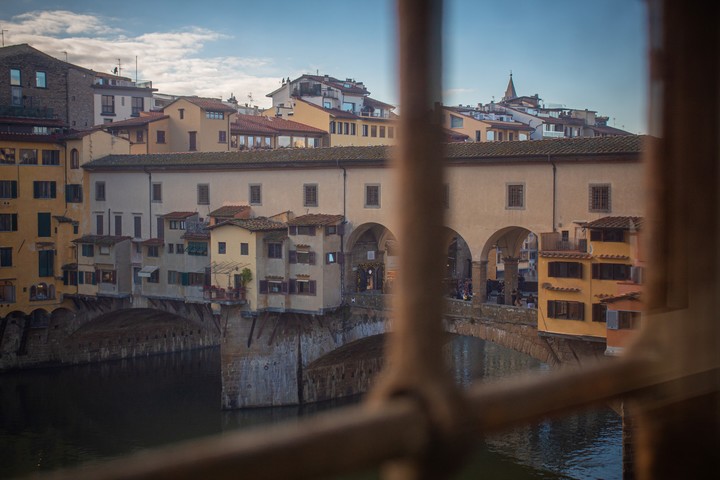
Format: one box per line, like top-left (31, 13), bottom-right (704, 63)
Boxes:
top-left (0, 337), bottom-right (620, 479)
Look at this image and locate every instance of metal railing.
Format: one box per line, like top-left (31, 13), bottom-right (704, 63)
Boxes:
top-left (29, 1), bottom-right (720, 479)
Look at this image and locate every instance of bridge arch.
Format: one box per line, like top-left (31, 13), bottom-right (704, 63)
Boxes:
top-left (345, 222), bottom-right (398, 293)
top-left (475, 226), bottom-right (539, 305)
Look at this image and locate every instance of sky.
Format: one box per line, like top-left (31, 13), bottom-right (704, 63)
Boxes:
top-left (0, 0), bottom-right (648, 133)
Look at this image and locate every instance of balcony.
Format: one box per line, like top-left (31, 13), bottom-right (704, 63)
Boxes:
top-left (542, 130), bottom-right (565, 138)
top-left (540, 232), bottom-right (588, 252)
top-left (203, 285), bottom-right (247, 305)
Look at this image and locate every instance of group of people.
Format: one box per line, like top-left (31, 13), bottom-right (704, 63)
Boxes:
top-left (511, 289), bottom-right (536, 308)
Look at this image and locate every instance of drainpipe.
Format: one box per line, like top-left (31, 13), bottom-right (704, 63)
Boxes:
top-left (145, 168), bottom-right (153, 238)
top-left (550, 154), bottom-right (557, 232)
top-left (338, 159), bottom-right (347, 299)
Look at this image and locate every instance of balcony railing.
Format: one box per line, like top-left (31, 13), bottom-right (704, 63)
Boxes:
top-left (540, 233), bottom-right (588, 252)
top-left (203, 286), bottom-right (247, 304)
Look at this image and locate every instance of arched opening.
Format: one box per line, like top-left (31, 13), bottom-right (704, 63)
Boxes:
top-left (29, 309), bottom-right (50, 328)
top-left (443, 227), bottom-right (473, 300)
top-left (345, 223), bottom-right (398, 294)
top-left (479, 226), bottom-right (538, 306)
top-left (29, 282), bottom-right (55, 301)
top-left (70, 148), bottom-right (80, 169)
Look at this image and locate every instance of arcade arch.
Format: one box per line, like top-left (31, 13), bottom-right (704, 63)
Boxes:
top-left (345, 223), bottom-right (398, 294)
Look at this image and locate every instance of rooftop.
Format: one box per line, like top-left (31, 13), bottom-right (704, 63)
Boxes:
top-left (582, 216), bottom-right (644, 230)
top-left (72, 235), bottom-right (132, 246)
top-left (288, 214), bottom-right (344, 226)
top-left (209, 217), bottom-right (286, 232)
top-left (209, 205), bottom-right (251, 218)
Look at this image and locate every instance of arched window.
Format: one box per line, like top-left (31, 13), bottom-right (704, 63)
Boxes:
top-left (70, 149), bottom-right (79, 169)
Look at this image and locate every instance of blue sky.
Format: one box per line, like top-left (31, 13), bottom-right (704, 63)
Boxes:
top-left (1, 0), bottom-right (648, 133)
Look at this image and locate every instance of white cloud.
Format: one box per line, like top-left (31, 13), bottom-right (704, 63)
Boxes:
top-left (3, 10), bottom-right (281, 108)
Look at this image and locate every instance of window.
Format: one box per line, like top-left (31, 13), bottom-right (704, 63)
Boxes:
top-left (475, 131), bottom-right (482, 142)
top-left (0, 214), bottom-right (18, 232)
top-left (589, 229), bottom-right (625, 242)
top-left (66, 184), bottom-right (83, 203)
top-left (344, 122), bottom-right (350, 135)
top-left (42, 150), bottom-right (60, 165)
top-left (267, 281), bottom-right (284, 294)
top-left (507, 183), bottom-right (524, 209)
top-left (325, 252), bottom-right (338, 264)
top-left (147, 246), bottom-right (159, 257)
top-left (96, 214), bottom-right (104, 235)
top-left (114, 215), bottom-right (122, 235)
top-left (371, 125), bottom-right (377, 137)
top-left (10, 68), bottom-right (20, 86)
top-left (178, 108), bottom-right (184, 119)
top-left (303, 184), bottom-right (318, 207)
top-left (379, 126), bottom-right (386, 138)
top-left (156, 130), bottom-right (166, 144)
top-left (0, 148), bottom-right (15, 164)
top-left (19, 149), bottom-right (37, 164)
top-left (388, 126), bottom-right (395, 138)
top-left (249, 184), bottom-right (262, 205)
top-left (189, 131), bottom-right (197, 151)
top-left (0, 247), bottom-right (12, 267)
top-left (498, 132), bottom-right (504, 142)
top-left (152, 183), bottom-right (162, 202)
top-left (589, 184), bottom-right (611, 212)
top-left (206, 111), bottom-right (225, 119)
top-left (134, 216), bottom-right (142, 238)
top-left (38, 250), bottom-right (54, 277)
top-left (218, 242), bottom-right (226, 254)
top-left (289, 250), bottom-right (316, 265)
top-left (0, 181), bottom-right (17, 199)
top-left (70, 149), bottom-right (79, 169)
top-left (241, 243), bottom-right (249, 255)
top-left (101, 95), bottom-right (115, 115)
top-left (548, 261), bottom-right (583, 279)
top-left (37, 213), bottom-right (51, 237)
top-left (365, 184), bottom-right (381, 208)
top-left (36, 71), bottom-right (47, 88)
top-left (147, 269), bottom-right (160, 284)
top-left (30, 282), bottom-right (54, 301)
top-left (95, 182), bottom-right (106, 201)
top-left (487, 131), bottom-right (495, 142)
top-left (167, 270), bottom-right (180, 285)
top-left (218, 130), bottom-right (227, 143)
top-left (197, 184), bottom-right (210, 205)
top-left (351, 124), bottom-right (356, 135)
top-left (11, 86), bottom-right (22, 106)
top-left (592, 263), bottom-right (631, 281)
top-left (325, 225), bottom-right (337, 235)
top-left (176, 243), bottom-right (185, 254)
top-left (187, 242), bottom-right (208, 256)
top-left (330, 121), bottom-right (336, 134)
top-left (81, 244), bottom-right (94, 257)
top-left (268, 243), bottom-right (282, 259)
top-left (136, 130), bottom-right (144, 143)
top-left (131, 97), bottom-right (143, 116)
top-left (290, 279), bottom-right (317, 295)
top-left (169, 220), bottom-right (186, 230)
top-left (592, 303), bottom-right (607, 323)
top-left (450, 115), bottom-right (464, 128)
top-left (0, 281), bottom-right (16, 303)
top-left (547, 300), bottom-right (584, 320)
top-left (33, 181), bottom-right (56, 199)
top-left (362, 125), bottom-right (368, 137)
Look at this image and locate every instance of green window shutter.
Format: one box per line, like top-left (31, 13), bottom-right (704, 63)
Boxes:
top-left (11, 181), bottom-right (17, 198)
top-left (181, 272), bottom-right (189, 286)
top-left (38, 212), bottom-right (51, 237)
top-left (50, 182), bottom-right (56, 198)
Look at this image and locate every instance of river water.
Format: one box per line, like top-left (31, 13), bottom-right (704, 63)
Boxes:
top-left (0, 336), bottom-right (621, 479)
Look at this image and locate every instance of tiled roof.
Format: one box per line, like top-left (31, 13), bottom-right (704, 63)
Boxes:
top-left (539, 252), bottom-right (593, 260)
top-left (541, 116), bottom-right (586, 126)
top-left (0, 116), bottom-right (68, 127)
top-left (484, 120), bottom-right (534, 131)
top-left (596, 254), bottom-right (630, 260)
top-left (599, 291), bottom-right (642, 303)
top-left (83, 135), bottom-right (646, 172)
top-left (72, 235), bottom-right (131, 246)
top-left (542, 284), bottom-right (582, 292)
top-left (103, 112), bottom-right (168, 129)
top-left (0, 132), bottom-right (65, 143)
top-left (141, 238), bottom-right (165, 246)
top-left (208, 205), bottom-right (251, 218)
top-left (264, 231), bottom-right (288, 242)
top-left (182, 231), bottom-right (210, 240)
top-left (288, 214), bottom-right (344, 226)
top-left (591, 125), bottom-right (633, 136)
top-left (209, 217), bottom-right (286, 232)
top-left (52, 215), bottom-right (75, 223)
top-left (583, 216), bottom-right (644, 230)
top-left (167, 96), bottom-right (237, 113)
top-left (162, 211), bottom-right (197, 219)
top-left (364, 97), bottom-right (395, 109)
top-left (231, 115), bottom-right (326, 135)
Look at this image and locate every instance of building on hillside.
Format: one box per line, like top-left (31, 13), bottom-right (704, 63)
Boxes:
top-left (266, 74), bottom-right (397, 146)
top-left (537, 216), bottom-right (644, 344)
top-left (92, 73), bottom-right (156, 127)
top-left (231, 115), bottom-right (327, 150)
top-left (101, 112), bottom-right (171, 155)
top-left (442, 105), bottom-right (533, 142)
top-left (161, 97), bottom-right (236, 152)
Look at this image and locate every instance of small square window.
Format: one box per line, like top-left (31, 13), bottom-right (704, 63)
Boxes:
top-left (507, 183), bottom-right (525, 209)
top-left (365, 184), bottom-right (381, 208)
top-left (197, 184), bottom-right (210, 205)
top-left (218, 242), bottom-right (226, 254)
top-left (240, 243), bottom-right (249, 255)
top-left (268, 243), bottom-right (282, 259)
top-left (152, 183), bottom-right (162, 202)
top-left (249, 184), bottom-right (262, 205)
top-left (303, 184), bottom-right (318, 207)
top-left (589, 184), bottom-right (611, 212)
top-left (36, 71), bottom-right (47, 88)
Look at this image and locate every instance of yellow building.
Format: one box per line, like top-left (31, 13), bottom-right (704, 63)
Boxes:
top-left (0, 129), bottom-right (129, 319)
top-left (537, 216), bottom-right (643, 341)
top-left (162, 97), bottom-right (236, 153)
top-left (442, 106), bottom-right (533, 142)
top-left (102, 112), bottom-right (171, 155)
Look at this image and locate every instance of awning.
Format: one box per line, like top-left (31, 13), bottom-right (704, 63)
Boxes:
top-left (137, 265), bottom-right (159, 278)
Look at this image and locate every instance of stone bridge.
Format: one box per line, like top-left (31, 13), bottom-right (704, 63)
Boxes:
top-left (221, 293), bottom-right (606, 409)
top-left (0, 295), bottom-right (220, 371)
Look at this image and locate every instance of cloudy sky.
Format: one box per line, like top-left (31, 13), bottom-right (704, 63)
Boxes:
top-left (1, 0), bottom-right (648, 133)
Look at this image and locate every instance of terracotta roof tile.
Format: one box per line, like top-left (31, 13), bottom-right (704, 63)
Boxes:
top-left (288, 214), bottom-right (344, 226)
top-left (596, 254), bottom-right (630, 260)
top-left (72, 235), bottom-right (131, 246)
top-left (599, 291), bottom-right (642, 303)
top-left (582, 216), bottom-right (644, 230)
top-left (84, 135), bottom-right (646, 171)
top-left (162, 211), bottom-right (197, 219)
top-left (103, 112), bottom-right (168, 129)
top-left (141, 238), bottom-right (165, 246)
top-left (231, 115), bottom-right (326, 135)
top-left (209, 217), bottom-right (286, 232)
top-left (539, 252), bottom-right (593, 259)
top-left (170, 97), bottom-right (237, 113)
top-left (209, 205), bottom-right (251, 218)
top-left (542, 284), bottom-right (582, 292)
